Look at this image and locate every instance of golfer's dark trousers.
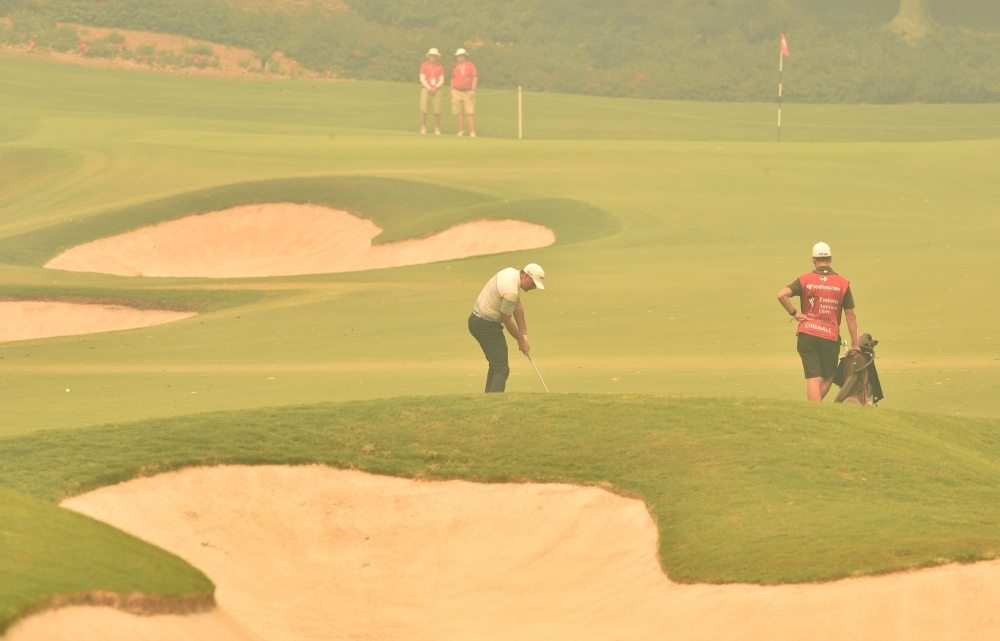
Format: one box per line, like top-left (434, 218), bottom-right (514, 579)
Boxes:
top-left (468, 313), bottom-right (509, 393)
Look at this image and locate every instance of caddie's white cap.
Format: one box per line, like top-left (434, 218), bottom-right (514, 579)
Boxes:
top-left (455, 48), bottom-right (468, 56)
top-left (812, 242), bottom-right (832, 258)
top-left (427, 48), bottom-right (440, 56)
top-left (523, 263), bottom-right (545, 289)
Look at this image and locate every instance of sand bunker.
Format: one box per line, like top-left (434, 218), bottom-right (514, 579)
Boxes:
top-left (18, 465), bottom-right (996, 641)
top-left (5, 607), bottom-right (261, 641)
top-left (0, 301), bottom-right (195, 343)
top-left (44, 204), bottom-right (556, 278)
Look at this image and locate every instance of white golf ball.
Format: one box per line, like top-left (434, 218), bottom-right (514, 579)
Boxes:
top-left (65, 389), bottom-right (70, 392)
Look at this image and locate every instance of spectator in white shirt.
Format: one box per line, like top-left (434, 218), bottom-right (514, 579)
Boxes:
top-left (419, 48), bottom-right (445, 134)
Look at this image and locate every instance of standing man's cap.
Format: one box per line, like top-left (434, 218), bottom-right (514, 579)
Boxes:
top-left (523, 263), bottom-right (545, 289)
top-left (455, 48), bottom-right (468, 56)
top-left (812, 242), bottom-right (832, 258)
top-left (427, 48), bottom-right (440, 56)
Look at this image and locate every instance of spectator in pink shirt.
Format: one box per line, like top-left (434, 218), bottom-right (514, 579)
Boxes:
top-left (450, 48), bottom-right (478, 137)
top-left (419, 48), bottom-right (444, 135)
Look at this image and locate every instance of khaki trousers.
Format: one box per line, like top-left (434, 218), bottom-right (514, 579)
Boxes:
top-left (420, 88), bottom-right (442, 114)
top-left (451, 90), bottom-right (475, 115)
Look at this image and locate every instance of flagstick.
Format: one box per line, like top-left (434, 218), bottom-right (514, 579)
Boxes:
top-left (518, 86), bottom-right (523, 140)
top-left (777, 47), bottom-right (783, 143)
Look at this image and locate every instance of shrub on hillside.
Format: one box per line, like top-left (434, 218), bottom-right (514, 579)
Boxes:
top-left (37, 24), bottom-right (80, 51)
top-left (0, 10), bottom-right (223, 69)
top-left (80, 33), bottom-right (125, 58)
top-left (2, 0), bottom-right (999, 103)
top-left (1, 13), bottom-right (79, 51)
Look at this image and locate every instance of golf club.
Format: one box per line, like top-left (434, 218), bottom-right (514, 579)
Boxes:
top-left (525, 353), bottom-right (550, 393)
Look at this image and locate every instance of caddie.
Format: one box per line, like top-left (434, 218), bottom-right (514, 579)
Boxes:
top-left (776, 242), bottom-right (861, 402)
top-left (468, 264), bottom-right (545, 393)
top-left (419, 48), bottom-right (444, 135)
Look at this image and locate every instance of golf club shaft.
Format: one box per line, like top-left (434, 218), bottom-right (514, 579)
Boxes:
top-left (525, 353), bottom-right (550, 392)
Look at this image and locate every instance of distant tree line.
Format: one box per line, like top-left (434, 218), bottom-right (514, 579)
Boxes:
top-left (2, 0), bottom-right (1000, 102)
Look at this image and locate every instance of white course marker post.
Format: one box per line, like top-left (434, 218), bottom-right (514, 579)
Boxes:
top-left (518, 86), bottom-right (523, 140)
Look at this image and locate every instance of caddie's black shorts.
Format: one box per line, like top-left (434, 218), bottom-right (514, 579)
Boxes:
top-left (797, 333), bottom-right (840, 380)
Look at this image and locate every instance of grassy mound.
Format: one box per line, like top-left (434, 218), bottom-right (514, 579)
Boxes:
top-left (0, 176), bottom-right (619, 267)
top-left (0, 486), bottom-right (213, 635)
top-left (3, 393), bottom-right (1000, 626)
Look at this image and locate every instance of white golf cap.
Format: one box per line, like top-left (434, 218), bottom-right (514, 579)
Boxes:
top-left (523, 263), bottom-right (545, 289)
top-left (427, 48), bottom-right (440, 56)
top-left (455, 48), bottom-right (468, 56)
top-left (812, 242), bottom-right (832, 258)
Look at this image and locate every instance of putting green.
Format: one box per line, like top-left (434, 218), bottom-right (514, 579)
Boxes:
top-left (1, 54), bottom-right (1000, 632)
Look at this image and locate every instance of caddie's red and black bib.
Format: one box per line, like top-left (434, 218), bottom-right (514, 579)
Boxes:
top-left (797, 271), bottom-right (849, 341)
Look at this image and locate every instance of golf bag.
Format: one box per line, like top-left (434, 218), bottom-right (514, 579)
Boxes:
top-left (833, 333), bottom-right (883, 406)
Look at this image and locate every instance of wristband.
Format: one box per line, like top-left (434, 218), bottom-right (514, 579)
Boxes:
top-left (789, 309), bottom-right (797, 317)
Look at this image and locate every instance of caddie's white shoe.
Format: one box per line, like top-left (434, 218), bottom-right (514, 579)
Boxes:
top-left (434, 128), bottom-right (441, 135)
top-left (457, 131), bottom-right (465, 136)
top-left (420, 126), bottom-right (426, 134)
top-left (470, 132), bottom-right (477, 138)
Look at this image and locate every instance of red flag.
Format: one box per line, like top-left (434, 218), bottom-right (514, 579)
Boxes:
top-left (780, 33), bottom-right (790, 57)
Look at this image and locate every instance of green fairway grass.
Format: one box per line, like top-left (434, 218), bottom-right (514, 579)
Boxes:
top-left (2, 54), bottom-right (1000, 629)
top-left (0, 148), bottom-right (79, 194)
top-left (2, 56), bottom-right (999, 435)
top-left (0, 486), bottom-right (213, 635)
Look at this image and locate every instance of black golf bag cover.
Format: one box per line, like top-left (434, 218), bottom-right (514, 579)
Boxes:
top-left (834, 333), bottom-right (883, 405)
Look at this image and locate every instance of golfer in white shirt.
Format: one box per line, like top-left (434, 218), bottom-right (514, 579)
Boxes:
top-left (468, 264), bottom-right (545, 392)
